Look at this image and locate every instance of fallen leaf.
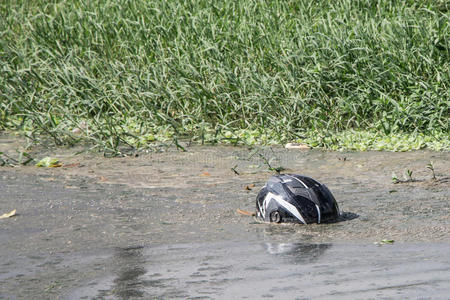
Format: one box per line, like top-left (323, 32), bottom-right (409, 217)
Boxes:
top-left (71, 128), bottom-right (82, 134)
top-left (41, 177), bottom-right (56, 181)
top-left (245, 184), bottom-right (255, 190)
top-left (374, 239), bottom-right (395, 245)
top-left (49, 163), bottom-right (63, 168)
top-left (236, 209), bottom-right (255, 216)
top-left (36, 157), bottom-right (62, 168)
top-left (71, 122), bottom-right (87, 134)
top-left (0, 209), bottom-right (16, 219)
top-left (199, 171), bottom-right (211, 176)
top-left (64, 185), bottom-right (78, 189)
top-left (285, 143), bottom-right (310, 150)
top-left (98, 176), bottom-right (108, 182)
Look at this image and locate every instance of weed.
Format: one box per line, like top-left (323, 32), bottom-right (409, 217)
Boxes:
top-left (0, 0), bottom-right (449, 152)
top-left (392, 168), bottom-right (419, 184)
top-left (45, 281), bottom-right (62, 292)
top-left (231, 164), bottom-right (240, 175)
top-left (427, 161), bottom-right (437, 180)
top-left (0, 151), bottom-right (34, 166)
top-left (392, 172), bottom-right (400, 184)
top-left (173, 137), bottom-right (187, 152)
top-left (256, 151), bottom-right (286, 174)
top-left (405, 169), bottom-right (414, 182)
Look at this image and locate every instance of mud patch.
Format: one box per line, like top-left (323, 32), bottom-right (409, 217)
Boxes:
top-left (0, 137), bottom-right (449, 298)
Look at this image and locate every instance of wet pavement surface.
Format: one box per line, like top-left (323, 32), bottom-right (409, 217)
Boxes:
top-left (0, 136), bottom-right (449, 299)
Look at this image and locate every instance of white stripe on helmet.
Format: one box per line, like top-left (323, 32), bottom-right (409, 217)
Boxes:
top-left (263, 192), bottom-right (307, 224)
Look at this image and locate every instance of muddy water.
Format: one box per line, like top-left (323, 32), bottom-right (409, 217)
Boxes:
top-left (62, 242), bottom-right (449, 299)
top-left (0, 136), bottom-right (449, 299)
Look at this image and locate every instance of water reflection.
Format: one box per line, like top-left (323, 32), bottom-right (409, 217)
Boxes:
top-left (264, 243), bottom-right (330, 263)
top-left (112, 245), bottom-right (146, 299)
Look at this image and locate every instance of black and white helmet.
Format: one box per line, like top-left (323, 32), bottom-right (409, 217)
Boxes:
top-left (256, 174), bottom-right (340, 224)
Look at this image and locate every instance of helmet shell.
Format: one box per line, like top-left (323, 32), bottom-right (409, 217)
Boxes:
top-left (256, 174), bottom-right (340, 224)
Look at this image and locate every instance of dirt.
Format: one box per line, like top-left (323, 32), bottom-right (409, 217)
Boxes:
top-left (0, 135), bottom-right (449, 299)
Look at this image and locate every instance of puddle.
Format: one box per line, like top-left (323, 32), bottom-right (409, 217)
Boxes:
top-left (63, 242), bottom-right (450, 299)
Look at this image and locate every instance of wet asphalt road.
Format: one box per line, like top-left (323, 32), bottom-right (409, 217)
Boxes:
top-left (0, 141), bottom-right (449, 299)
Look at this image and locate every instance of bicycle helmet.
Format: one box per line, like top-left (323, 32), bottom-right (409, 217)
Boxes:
top-left (256, 174), bottom-right (340, 224)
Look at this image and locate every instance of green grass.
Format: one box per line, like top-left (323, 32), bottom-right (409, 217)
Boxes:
top-left (1, 0), bottom-right (449, 153)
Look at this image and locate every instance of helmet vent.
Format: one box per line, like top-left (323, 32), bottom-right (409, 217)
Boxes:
top-left (269, 211), bottom-right (282, 223)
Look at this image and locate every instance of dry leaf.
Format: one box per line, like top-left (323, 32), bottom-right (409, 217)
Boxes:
top-left (49, 163), bottom-right (63, 168)
top-left (71, 128), bottom-right (82, 134)
top-left (374, 239), bottom-right (395, 245)
top-left (199, 171), bottom-right (211, 176)
top-left (64, 185), bottom-right (78, 189)
top-left (245, 184), bottom-right (255, 190)
top-left (0, 209), bottom-right (16, 219)
top-left (236, 209), bottom-right (255, 216)
top-left (285, 143), bottom-right (311, 150)
top-left (41, 177), bottom-right (56, 182)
